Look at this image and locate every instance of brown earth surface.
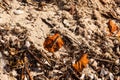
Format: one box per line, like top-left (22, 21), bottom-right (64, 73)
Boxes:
top-left (0, 0), bottom-right (120, 80)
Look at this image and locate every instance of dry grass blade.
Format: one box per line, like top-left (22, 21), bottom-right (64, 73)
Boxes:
top-left (24, 53), bottom-right (33, 80)
top-left (28, 50), bottom-right (43, 65)
top-left (94, 58), bottom-right (119, 64)
top-left (21, 68), bottom-right (25, 80)
top-left (25, 66), bottom-right (33, 80)
top-left (40, 49), bottom-right (52, 65)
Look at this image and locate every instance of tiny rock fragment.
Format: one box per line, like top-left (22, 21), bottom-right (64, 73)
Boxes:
top-left (24, 76), bottom-right (27, 80)
top-left (9, 48), bottom-right (18, 55)
top-left (104, 52), bottom-right (112, 59)
top-left (63, 19), bottom-right (70, 27)
top-left (90, 59), bottom-right (98, 69)
top-left (10, 70), bottom-right (17, 76)
top-left (43, 33), bottom-right (64, 53)
top-left (0, 39), bottom-right (5, 43)
top-left (108, 20), bottom-right (118, 33)
top-left (100, 68), bottom-right (108, 77)
top-left (115, 59), bottom-right (119, 65)
top-left (88, 73), bottom-right (94, 80)
top-left (116, 8), bottom-right (120, 16)
top-left (54, 52), bottom-right (61, 59)
top-left (92, 60), bottom-right (98, 69)
top-left (109, 72), bottom-right (114, 80)
top-left (72, 54), bottom-right (89, 72)
top-left (80, 74), bottom-right (85, 79)
top-left (25, 41), bottom-right (31, 48)
top-left (14, 9), bottom-right (24, 15)
top-left (3, 51), bottom-right (9, 56)
top-left (116, 30), bottom-right (120, 37)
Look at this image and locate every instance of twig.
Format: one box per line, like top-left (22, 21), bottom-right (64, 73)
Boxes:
top-left (25, 66), bottom-right (33, 80)
top-left (28, 50), bottom-right (43, 65)
top-left (21, 68), bottom-right (25, 80)
top-left (67, 66), bottom-right (80, 80)
top-left (24, 53), bottom-right (33, 80)
top-left (41, 18), bottom-right (54, 28)
top-left (37, 74), bottom-right (49, 80)
top-left (40, 49), bottom-right (51, 65)
top-left (94, 58), bottom-right (114, 63)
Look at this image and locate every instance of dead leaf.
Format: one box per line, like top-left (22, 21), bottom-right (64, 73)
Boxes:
top-left (43, 33), bottom-right (64, 53)
top-left (107, 20), bottom-right (120, 37)
top-left (73, 54), bottom-right (89, 72)
top-left (108, 20), bottom-right (118, 33)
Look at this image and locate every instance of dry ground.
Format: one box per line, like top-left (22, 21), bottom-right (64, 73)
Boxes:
top-left (0, 0), bottom-right (120, 80)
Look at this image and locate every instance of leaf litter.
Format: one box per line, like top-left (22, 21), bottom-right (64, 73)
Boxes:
top-left (0, 0), bottom-right (120, 80)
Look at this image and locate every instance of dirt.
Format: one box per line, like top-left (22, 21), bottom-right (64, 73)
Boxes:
top-left (0, 0), bottom-right (120, 80)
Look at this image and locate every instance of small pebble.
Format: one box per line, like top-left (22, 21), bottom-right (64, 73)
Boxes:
top-left (88, 73), bottom-right (94, 79)
top-left (109, 72), bottom-right (114, 80)
top-left (14, 10), bottom-right (24, 15)
top-left (24, 76), bottom-right (27, 80)
top-left (63, 19), bottom-right (70, 27)
top-left (100, 68), bottom-right (108, 76)
top-left (115, 59), bottom-right (119, 65)
top-left (80, 74), bottom-right (85, 79)
top-left (0, 40), bottom-right (5, 43)
top-left (11, 70), bottom-right (17, 76)
top-left (44, 61), bottom-right (50, 66)
top-left (53, 70), bottom-right (62, 73)
top-left (3, 51), bottom-right (9, 56)
top-left (92, 60), bottom-right (98, 69)
top-left (25, 41), bottom-right (31, 48)
top-left (116, 8), bottom-right (120, 15)
top-left (104, 52), bottom-right (112, 59)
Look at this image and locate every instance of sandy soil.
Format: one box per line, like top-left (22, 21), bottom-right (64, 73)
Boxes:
top-left (0, 0), bottom-right (120, 80)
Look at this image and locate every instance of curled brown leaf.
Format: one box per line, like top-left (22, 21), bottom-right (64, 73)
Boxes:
top-left (43, 33), bottom-right (64, 53)
top-left (72, 54), bottom-right (89, 72)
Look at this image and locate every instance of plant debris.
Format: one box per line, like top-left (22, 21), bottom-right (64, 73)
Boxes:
top-left (72, 54), bottom-right (89, 72)
top-left (108, 20), bottom-right (118, 33)
top-left (0, 0), bottom-right (120, 80)
top-left (43, 33), bottom-right (64, 53)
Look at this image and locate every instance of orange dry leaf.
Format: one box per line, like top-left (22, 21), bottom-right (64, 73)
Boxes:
top-left (108, 20), bottom-right (118, 33)
top-left (73, 54), bottom-right (89, 72)
top-left (43, 33), bottom-right (64, 53)
top-left (107, 20), bottom-right (120, 37)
